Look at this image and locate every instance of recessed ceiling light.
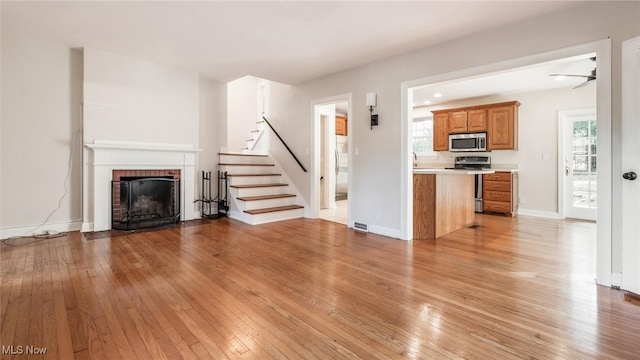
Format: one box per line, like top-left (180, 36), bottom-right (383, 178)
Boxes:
top-left (423, 100), bottom-right (431, 105)
top-left (554, 75), bottom-right (567, 81)
top-left (433, 93), bottom-right (442, 98)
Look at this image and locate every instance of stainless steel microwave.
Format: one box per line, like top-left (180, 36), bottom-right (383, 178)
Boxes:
top-left (449, 132), bottom-right (487, 152)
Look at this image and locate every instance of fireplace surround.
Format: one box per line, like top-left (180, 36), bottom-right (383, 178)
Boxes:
top-left (84, 140), bottom-right (201, 232)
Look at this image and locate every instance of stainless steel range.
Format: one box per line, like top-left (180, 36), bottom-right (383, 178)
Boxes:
top-left (451, 156), bottom-right (491, 213)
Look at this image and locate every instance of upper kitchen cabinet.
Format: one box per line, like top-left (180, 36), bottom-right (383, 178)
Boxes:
top-left (487, 101), bottom-right (519, 150)
top-left (449, 111), bottom-right (468, 133)
top-left (467, 109), bottom-right (487, 132)
top-left (448, 109), bottom-right (487, 133)
top-left (335, 115), bottom-right (347, 136)
top-left (431, 101), bottom-right (519, 151)
top-left (433, 112), bottom-right (449, 151)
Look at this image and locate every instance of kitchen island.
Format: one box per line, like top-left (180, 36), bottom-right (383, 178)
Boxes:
top-left (413, 169), bottom-right (494, 239)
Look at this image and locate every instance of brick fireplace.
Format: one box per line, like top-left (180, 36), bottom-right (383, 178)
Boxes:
top-left (83, 140), bottom-right (201, 232)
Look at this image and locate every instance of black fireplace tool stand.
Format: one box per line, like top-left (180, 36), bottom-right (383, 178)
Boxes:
top-left (195, 170), bottom-right (229, 219)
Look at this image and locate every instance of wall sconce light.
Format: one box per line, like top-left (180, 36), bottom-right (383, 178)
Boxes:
top-left (366, 92), bottom-right (378, 130)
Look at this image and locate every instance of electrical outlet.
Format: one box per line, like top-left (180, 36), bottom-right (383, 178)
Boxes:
top-left (376, 210), bottom-right (382, 219)
top-left (519, 197), bottom-right (525, 205)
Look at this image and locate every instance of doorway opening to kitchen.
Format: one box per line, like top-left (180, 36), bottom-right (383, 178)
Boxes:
top-left (312, 95), bottom-right (352, 226)
top-left (401, 39), bottom-right (611, 286)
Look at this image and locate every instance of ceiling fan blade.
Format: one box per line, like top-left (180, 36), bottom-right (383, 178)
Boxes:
top-left (549, 74), bottom-right (591, 78)
top-left (573, 79), bottom-right (594, 89)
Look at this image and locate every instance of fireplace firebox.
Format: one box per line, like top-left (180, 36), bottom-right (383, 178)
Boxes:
top-left (112, 175), bottom-right (181, 230)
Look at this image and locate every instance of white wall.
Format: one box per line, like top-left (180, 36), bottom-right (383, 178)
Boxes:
top-left (418, 85), bottom-right (596, 216)
top-left (273, 2), bottom-right (638, 241)
top-left (197, 77), bottom-right (227, 208)
top-left (266, 79), bottom-right (310, 192)
top-left (227, 75), bottom-right (260, 151)
top-left (83, 48), bottom-right (199, 145)
top-left (1, 35), bottom-right (83, 236)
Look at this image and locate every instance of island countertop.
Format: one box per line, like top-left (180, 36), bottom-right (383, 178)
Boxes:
top-left (412, 168), bottom-right (495, 175)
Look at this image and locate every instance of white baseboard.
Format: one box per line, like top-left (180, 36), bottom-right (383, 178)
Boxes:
top-left (611, 273), bottom-right (622, 288)
top-left (354, 223), bottom-right (403, 240)
top-left (1, 220), bottom-right (83, 239)
top-left (517, 208), bottom-right (561, 219)
top-left (81, 222), bottom-right (94, 232)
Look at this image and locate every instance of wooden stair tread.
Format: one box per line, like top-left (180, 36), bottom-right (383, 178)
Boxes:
top-left (237, 194), bottom-right (296, 201)
top-left (226, 173), bottom-right (281, 177)
top-left (218, 152), bottom-right (268, 157)
top-left (219, 163), bottom-right (274, 166)
top-left (244, 205), bottom-right (304, 215)
top-left (230, 183), bottom-right (288, 189)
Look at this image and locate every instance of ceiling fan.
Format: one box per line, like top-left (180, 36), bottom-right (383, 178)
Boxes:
top-left (550, 57), bottom-right (596, 89)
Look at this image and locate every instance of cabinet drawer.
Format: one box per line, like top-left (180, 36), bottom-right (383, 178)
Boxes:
top-left (484, 190), bottom-right (511, 202)
top-left (483, 181), bottom-right (511, 192)
top-left (483, 200), bottom-right (512, 213)
top-left (484, 172), bottom-right (511, 182)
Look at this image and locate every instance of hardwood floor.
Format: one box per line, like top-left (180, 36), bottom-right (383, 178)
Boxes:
top-left (2, 215), bottom-right (639, 359)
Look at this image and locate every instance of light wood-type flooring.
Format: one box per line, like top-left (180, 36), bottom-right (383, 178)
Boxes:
top-left (2, 215), bottom-right (639, 359)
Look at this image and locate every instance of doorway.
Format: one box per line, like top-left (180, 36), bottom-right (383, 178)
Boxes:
top-left (559, 108), bottom-right (597, 221)
top-left (401, 39), bottom-right (612, 286)
top-left (312, 97), bottom-right (352, 225)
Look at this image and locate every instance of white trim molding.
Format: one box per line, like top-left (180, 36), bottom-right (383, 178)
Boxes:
top-left (1, 220), bottom-right (83, 240)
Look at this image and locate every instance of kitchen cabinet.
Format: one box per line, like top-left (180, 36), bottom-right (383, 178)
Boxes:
top-left (467, 109), bottom-right (487, 132)
top-left (335, 115), bottom-right (347, 136)
top-left (433, 112), bottom-right (449, 151)
top-left (448, 109), bottom-right (487, 133)
top-left (487, 102), bottom-right (519, 150)
top-left (430, 101), bottom-right (518, 151)
top-left (449, 111), bottom-right (468, 133)
top-left (483, 171), bottom-right (518, 216)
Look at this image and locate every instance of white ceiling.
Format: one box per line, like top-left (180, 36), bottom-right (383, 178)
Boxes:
top-left (2, 1), bottom-right (584, 85)
top-left (411, 54), bottom-right (597, 108)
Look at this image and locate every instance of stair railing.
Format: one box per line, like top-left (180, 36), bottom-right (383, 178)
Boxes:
top-left (262, 116), bottom-right (307, 172)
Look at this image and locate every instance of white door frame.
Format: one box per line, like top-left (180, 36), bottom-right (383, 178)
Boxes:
top-left (558, 108), bottom-right (597, 221)
top-left (401, 38), bottom-right (612, 286)
top-left (310, 94), bottom-right (353, 225)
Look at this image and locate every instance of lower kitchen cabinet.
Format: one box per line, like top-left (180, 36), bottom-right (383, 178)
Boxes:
top-left (483, 171), bottom-right (518, 216)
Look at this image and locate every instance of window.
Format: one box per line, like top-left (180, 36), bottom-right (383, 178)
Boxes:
top-left (412, 116), bottom-right (434, 155)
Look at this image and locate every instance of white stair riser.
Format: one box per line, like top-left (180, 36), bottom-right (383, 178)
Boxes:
top-left (219, 155), bottom-right (269, 164)
top-left (230, 186), bottom-right (290, 197)
top-left (237, 197), bottom-right (297, 211)
top-left (228, 175), bottom-right (282, 186)
top-left (219, 165), bottom-right (275, 174)
top-left (250, 208), bottom-right (305, 225)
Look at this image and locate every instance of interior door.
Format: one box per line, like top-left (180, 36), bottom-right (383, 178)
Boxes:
top-left (621, 36), bottom-right (640, 295)
top-left (562, 108), bottom-right (597, 221)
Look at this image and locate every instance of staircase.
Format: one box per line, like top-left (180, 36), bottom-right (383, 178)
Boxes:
top-left (219, 152), bottom-right (305, 225)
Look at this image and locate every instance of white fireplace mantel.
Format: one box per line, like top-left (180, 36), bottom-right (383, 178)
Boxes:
top-left (83, 140), bottom-right (203, 232)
